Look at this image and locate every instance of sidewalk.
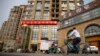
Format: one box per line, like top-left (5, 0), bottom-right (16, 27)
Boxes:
top-left (0, 52), bottom-right (100, 56)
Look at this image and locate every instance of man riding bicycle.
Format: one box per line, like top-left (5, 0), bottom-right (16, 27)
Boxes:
top-left (68, 27), bottom-right (81, 53)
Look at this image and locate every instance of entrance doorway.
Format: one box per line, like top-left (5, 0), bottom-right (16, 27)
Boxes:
top-left (31, 44), bottom-right (37, 52)
top-left (86, 40), bottom-right (100, 50)
top-left (85, 36), bottom-right (100, 50)
top-left (98, 41), bottom-right (100, 50)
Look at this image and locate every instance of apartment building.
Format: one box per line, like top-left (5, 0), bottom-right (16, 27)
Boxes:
top-left (0, 0), bottom-right (84, 51)
top-left (0, 5), bottom-right (26, 50)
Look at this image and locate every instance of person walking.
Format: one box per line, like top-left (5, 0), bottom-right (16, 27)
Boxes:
top-left (68, 27), bottom-right (81, 53)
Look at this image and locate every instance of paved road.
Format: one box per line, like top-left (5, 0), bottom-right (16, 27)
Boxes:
top-left (0, 53), bottom-right (100, 56)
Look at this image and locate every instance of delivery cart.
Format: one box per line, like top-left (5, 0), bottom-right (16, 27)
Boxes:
top-left (40, 40), bottom-right (54, 54)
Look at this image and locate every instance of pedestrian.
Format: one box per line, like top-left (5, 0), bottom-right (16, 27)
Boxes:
top-left (68, 27), bottom-right (81, 53)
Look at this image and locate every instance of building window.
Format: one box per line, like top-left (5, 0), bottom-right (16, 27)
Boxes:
top-left (32, 25), bottom-right (39, 40)
top-left (92, 7), bottom-right (100, 18)
top-left (41, 25), bottom-right (48, 37)
top-left (35, 11), bottom-right (41, 19)
top-left (85, 24), bottom-right (100, 37)
top-left (36, 2), bottom-right (42, 10)
top-left (44, 2), bottom-right (50, 8)
top-left (27, 5), bottom-right (34, 10)
top-left (61, 1), bottom-right (67, 10)
top-left (61, 2), bottom-right (67, 7)
top-left (77, 3), bottom-right (81, 6)
top-left (81, 12), bottom-right (91, 21)
top-left (43, 11), bottom-right (49, 20)
top-left (51, 26), bottom-right (57, 40)
top-left (69, 3), bottom-right (75, 10)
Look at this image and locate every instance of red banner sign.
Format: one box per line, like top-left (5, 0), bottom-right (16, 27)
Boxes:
top-left (21, 20), bottom-right (58, 25)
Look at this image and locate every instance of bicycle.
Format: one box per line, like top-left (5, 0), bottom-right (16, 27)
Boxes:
top-left (64, 38), bottom-right (80, 54)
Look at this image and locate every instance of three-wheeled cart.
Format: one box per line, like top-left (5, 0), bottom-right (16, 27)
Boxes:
top-left (40, 40), bottom-right (54, 54)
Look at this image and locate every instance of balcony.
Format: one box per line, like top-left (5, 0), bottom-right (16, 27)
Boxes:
top-left (44, 7), bottom-right (49, 11)
top-left (62, 7), bottom-right (67, 10)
